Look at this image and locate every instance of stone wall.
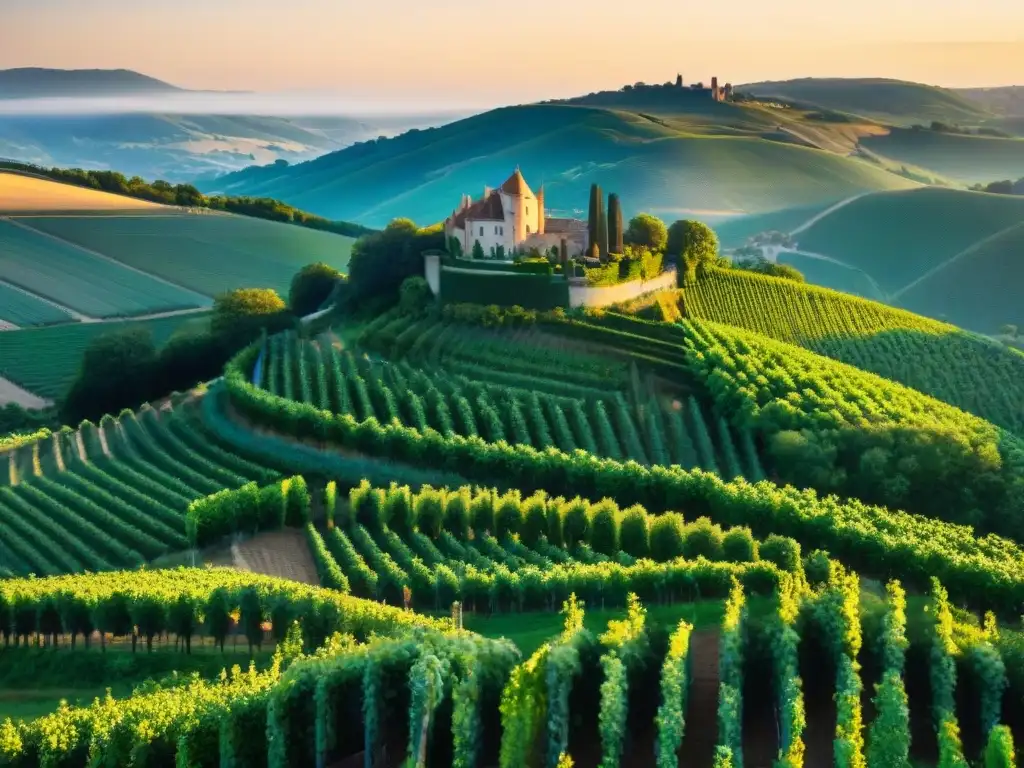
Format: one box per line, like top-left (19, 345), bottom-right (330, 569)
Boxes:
top-left (568, 268), bottom-right (677, 309)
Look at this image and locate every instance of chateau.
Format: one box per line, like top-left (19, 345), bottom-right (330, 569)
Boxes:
top-left (443, 169), bottom-right (588, 258)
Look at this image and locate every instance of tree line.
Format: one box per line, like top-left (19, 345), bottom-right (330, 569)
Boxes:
top-left (0, 161), bottom-right (375, 238)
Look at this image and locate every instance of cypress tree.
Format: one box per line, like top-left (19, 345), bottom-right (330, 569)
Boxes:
top-left (608, 193), bottom-right (623, 254)
top-left (596, 184), bottom-right (608, 258)
top-left (587, 183), bottom-right (600, 257)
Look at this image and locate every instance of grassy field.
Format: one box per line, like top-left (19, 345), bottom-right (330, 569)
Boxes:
top-left (713, 203), bottom-right (832, 248)
top-left (205, 103), bottom-right (919, 227)
top-left (792, 187), bottom-right (1024, 326)
top-left (0, 281), bottom-right (72, 327)
top-left (0, 312), bottom-right (209, 399)
top-left (17, 213), bottom-right (355, 299)
top-left (683, 267), bottom-right (1024, 436)
top-left (0, 171), bottom-right (165, 213)
top-left (861, 128), bottom-right (1024, 184)
top-left (0, 219), bottom-right (206, 319)
top-left (739, 77), bottom-right (990, 125)
top-left (776, 251), bottom-right (886, 300)
top-left (897, 221), bottom-right (1024, 333)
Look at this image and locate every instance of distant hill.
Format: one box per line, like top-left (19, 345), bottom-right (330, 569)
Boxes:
top-left (720, 187), bottom-right (1024, 332)
top-left (201, 102), bottom-right (918, 227)
top-left (957, 85), bottom-right (1024, 116)
top-left (859, 128), bottom-right (1024, 184)
top-left (0, 68), bottom-right (181, 98)
top-left (738, 77), bottom-right (990, 125)
top-left (896, 220), bottom-right (1024, 334)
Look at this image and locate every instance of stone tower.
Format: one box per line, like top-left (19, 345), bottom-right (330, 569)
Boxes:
top-left (676, 73), bottom-right (683, 88)
top-left (711, 76), bottom-right (719, 101)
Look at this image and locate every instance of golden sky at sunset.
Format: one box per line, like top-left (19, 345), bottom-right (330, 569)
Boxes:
top-left (4, 0), bottom-right (1022, 103)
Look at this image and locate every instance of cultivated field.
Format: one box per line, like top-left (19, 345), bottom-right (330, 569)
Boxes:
top-left (18, 213), bottom-right (355, 298)
top-left (0, 171), bottom-right (165, 213)
top-left (0, 312), bottom-right (209, 399)
top-left (2, 291), bottom-right (1024, 765)
top-left (0, 281), bottom-right (72, 327)
top-left (0, 219), bottom-right (205, 319)
top-left (683, 267), bottom-right (1024, 435)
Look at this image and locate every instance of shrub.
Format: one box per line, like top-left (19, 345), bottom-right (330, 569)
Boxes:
top-left (721, 526), bottom-right (756, 563)
top-left (682, 517), bottom-right (724, 561)
top-left (650, 513), bottom-right (686, 562)
top-left (522, 494), bottom-right (548, 547)
top-left (443, 488), bottom-right (471, 539)
top-left (562, 498), bottom-right (591, 549)
top-left (414, 487), bottom-right (445, 539)
top-left (385, 484), bottom-right (415, 534)
top-left (289, 262), bottom-right (344, 316)
top-left (804, 550), bottom-right (832, 588)
top-left (470, 491), bottom-right (495, 535)
top-left (619, 505), bottom-right (650, 559)
top-left (759, 535), bottom-right (801, 573)
top-left (589, 499), bottom-right (620, 556)
top-left (283, 476), bottom-right (311, 527)
top-left (495, 493), bottom-right (524, 539)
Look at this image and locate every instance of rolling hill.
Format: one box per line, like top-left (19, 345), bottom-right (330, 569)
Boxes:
top-left (0, 171), bottom-right (354, 402)
top-left (859, 128), bottom-right (1024, 184)
top-left (738, 77), bottom-right (991, 125)
top-left (0, 67), bottom-right (182, 98)
top-left (0, 68), bottom-right (463, 182)
top-left (896, 220), bottom-right (1024, 333)
top-left (681, 266), bottom-right (1024, 436)
top-left (202, 102), bottom-right (919, 227)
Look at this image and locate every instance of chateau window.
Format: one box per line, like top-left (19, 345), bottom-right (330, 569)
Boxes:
top-left (526, 225), bottom-right (531, 234)
top-left (495, 225), bottom-right (499, 235)
top-left (479, 226), bottom-right (484, 236)
top-left (526, 206), bottom-right (530, 215)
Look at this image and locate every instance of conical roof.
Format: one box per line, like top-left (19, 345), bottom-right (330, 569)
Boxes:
top-left (500, 167), bottom-right (533, 197)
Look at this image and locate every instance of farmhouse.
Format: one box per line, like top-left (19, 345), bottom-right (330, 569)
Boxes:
top-left (443, 168), bottom-right (589, 258)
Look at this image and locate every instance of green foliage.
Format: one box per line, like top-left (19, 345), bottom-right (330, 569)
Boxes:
top-left (667, 219), bottom-right (719, 267)
top-left (683, 266), bottom-right (1024, 438)
top-left (717, 578), bottom-right (746, 768)
top-left (618, 505), bottom-right (649, 558)
top-left (225, 341), bottom-right (1024, 616)
top-left (289, 262), bottom-right (345, 316)
top-left (655, 619), bottom-right (692, 768)
top-left (348, 219), bottom-right (443, 305)
top-left (624, 214), bottom-right (668, 252)
top-left (984, 726), bottom-right (1016, 768)
top-left (399, 276), bottom-right (433, 316)
top-left (211, 288), bottom-right (288, 340)
top-left (607, 194), bottom-right (624, 255)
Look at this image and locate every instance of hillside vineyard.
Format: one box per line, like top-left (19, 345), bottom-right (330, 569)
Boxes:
top-left (4, 279), bottom-right (1024, 765)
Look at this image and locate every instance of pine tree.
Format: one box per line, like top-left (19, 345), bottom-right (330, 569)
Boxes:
top-left (471, 239), bottom-right (485, 260)
top-left (608, 193), bottom-right (623, 254)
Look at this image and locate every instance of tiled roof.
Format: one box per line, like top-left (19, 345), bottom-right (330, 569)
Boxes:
top-left (450, 190), bottom-right (505, 227)
top-left (544, 217), bottom-right (586, 233)
top-left (500, 168), bottom-right (532, 196)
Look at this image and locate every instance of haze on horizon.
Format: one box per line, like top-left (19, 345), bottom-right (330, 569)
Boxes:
top-left (3, 0), bottom-right (1023, 110)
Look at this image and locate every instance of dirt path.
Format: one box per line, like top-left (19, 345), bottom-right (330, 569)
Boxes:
top-left (4, 216), bottom-right (213, 307)
top-left (788, 193), bottom-right (870, 237)
top-left (767, 247), bottom-right (888, 301)
top-left (682, 629), bottom-right (720, 768)
top-left (0, 375), bottom-right (51, 408)
top-left (234, 529), bottom-right (320, 585)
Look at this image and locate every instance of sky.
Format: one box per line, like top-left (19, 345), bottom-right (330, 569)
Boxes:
top-left (3, 0), bottom-right (1023, 109)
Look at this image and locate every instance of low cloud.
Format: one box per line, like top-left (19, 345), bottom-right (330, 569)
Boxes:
top-left (0, 90), bottom-right (492, 118)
